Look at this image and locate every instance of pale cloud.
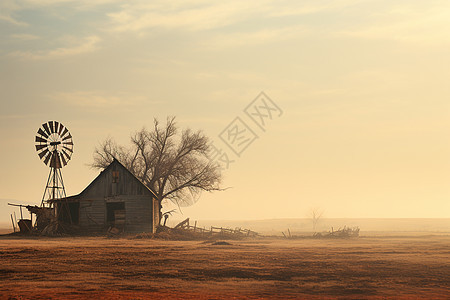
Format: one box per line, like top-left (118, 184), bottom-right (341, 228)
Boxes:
top-left (10, 33), bottom-right (40, 40)
top-left (7, 0), bottom-right (120, 9)
top-left (267, 0), bottom-right (366, 17)
top-left (48, 91), bottom-right (147, 108)
top-left (337, 3), bottom-right (450, 45)
top-left (0, 113), bottom-right (36, 120)
top-left (0, 0), bottom-right (28, 26)
top-left (106, 1), bottom-right (271, 33)
top-left (0, 14), bottom-right (28, 26)
top-left (9, 35), bottom-right (100, 60)
top-left (204, 25), bottom-right (309, 49)
top-left (105, 0), bottom-right (368, 34)
top-left (20, 0), bottom-right (123, 12)
top-left (0, 0), bottom-right (120, 26)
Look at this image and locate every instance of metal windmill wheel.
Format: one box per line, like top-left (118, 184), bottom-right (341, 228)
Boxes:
top-left (35, 121), bottom-right (74, 206)
top-left (35, 121), bottom-right (73, 168)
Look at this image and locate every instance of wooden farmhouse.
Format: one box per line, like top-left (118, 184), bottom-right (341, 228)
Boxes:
top-left (51, 159), bottom-right (160, 233)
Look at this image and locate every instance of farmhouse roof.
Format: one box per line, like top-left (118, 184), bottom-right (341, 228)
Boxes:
top-left (49, 158), bottom-right (157, 202)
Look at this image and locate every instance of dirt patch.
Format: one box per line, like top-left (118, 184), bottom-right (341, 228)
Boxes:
top-left (212, 241), bottom-right (232, 246)
top-left (0, 268), bottom-right (15, 279)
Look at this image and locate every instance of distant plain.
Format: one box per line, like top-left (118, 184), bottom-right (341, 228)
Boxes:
top-left (0, 227), bottom-right (449, 299)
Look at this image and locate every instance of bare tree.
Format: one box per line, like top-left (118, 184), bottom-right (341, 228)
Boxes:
top-left (310, 207), bottom-right (324, 232)
top-left (91, 116), bottom-right (222, 219)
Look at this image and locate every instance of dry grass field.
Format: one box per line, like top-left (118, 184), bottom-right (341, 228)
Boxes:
top-left (0, 234), bottom-right (449, 299)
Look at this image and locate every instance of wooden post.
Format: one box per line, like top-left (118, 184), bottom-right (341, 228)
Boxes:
top-left (10, 214), bottom-right (16, 233)
top-left (288, 228), bottom-right (291, 238)
top-left (194, 221), bottom-right (197, 232)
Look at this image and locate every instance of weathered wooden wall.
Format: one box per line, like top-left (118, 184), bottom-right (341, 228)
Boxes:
top-left (83, 161), bottom-right (153, 198)
top-left (74, 160), bottom-right (158, 232)
top-left (79, 198), bottom-right (105, 231)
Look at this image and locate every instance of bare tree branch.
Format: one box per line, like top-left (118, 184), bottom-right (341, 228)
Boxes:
top-left (90, 116), bottom-right (223, 217)
top-left (310, 207), bottom-right (324, 232)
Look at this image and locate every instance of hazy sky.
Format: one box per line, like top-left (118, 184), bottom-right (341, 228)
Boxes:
top-left (1, 0), bottom-right (449, 223)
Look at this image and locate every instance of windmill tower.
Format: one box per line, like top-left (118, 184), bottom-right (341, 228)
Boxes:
top-left (34, 121), bottom-right (74, 207)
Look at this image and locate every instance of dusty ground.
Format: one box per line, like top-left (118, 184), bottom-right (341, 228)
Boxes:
top-left (0, 235), bottom-right (449, 299)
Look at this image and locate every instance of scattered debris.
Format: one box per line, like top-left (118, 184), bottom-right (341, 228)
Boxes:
top-left (282, 228), bottom-right (292, 238)
top-left (313, 226), bottom-right (360, 238)
top-left (281, 226), bottom-right (360, 239)
top-left (7, 202), bottom-right (259, 239)
top-left (135, 218), bottom-right (258, 240)
top-left (26, 206), bottom-right (54, 232)
top-left (172, 218), bottom-right (258, 238)
top-left (40, 221), bottom-right (79, 236)
top-left (161, 209), bottom-right (177, 227)
top-left (7, 203), bottom-right (83, 236)
top-left (17, 220), bottom-right (32, 233)
top-left (107, 226), bottom-right (123, 237)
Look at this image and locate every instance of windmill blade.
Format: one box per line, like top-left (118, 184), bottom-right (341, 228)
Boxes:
top-left (61, 127), bottom-right (69, 138)
top-left (62, 141), bottom-right (73, 146)
top-left (58, 123), bottom-right (64, 135)
top-left (62, 148), bottom-right (72, 161)
top-left (60, 152), bottom-right (68, 166)
top-left (35, 144), bottom-right (47, 151)
top-left (49, 121), bottom-right (55, 133)
top-left (42, 123), bottom-right (51, 136)
top-left (37, 128), bottom-right (48, 139)
top-left (62, 133), bottom-right (72, 141)
top-left (63, 145), bottom-right (73, 153)
top-left (62, 143), bottom-right (73, 152)
top-left (54, 121), bottom-right (59, 134)
top-left (38, 148), bottom-right (49, 159)
top-left (35, 136), bottom-right (47, 143)
top-left (44, 152), bottom-right (52, 165)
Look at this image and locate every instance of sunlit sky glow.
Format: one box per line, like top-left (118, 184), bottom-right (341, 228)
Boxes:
top-left (1, 0), bottom-right (449, 222)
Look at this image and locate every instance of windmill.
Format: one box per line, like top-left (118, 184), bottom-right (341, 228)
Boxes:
top-left (35, 121), bottom-right (73, 207)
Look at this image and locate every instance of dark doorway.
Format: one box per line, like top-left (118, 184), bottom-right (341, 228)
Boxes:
top-left (57, 202), bottom-right (79, 224)
top-left (68, 202), bottom-right (80, 225)
top-left (106, 202), bottom-right (125, 227)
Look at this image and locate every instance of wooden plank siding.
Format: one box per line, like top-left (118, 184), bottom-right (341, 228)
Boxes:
top-left (79, 198), bottom-right (105, 231)
top-left (82, 161), bottom-right (154, 199)
top-left (56, 159), bottom-right (159, 233)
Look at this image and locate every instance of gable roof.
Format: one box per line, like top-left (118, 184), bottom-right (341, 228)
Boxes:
top-left (51, 158), bottom-right (157, 202)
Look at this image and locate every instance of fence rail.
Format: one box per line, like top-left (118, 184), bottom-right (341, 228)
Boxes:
top-left (173, 218), bottom-right (258, 237)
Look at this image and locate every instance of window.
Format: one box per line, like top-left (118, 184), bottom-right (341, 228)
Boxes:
top-left (112, 171), bottom-right (119, 183)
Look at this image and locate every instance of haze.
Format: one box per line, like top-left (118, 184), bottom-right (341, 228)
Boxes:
top-left (1, 0), bottom-right (449, 223)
